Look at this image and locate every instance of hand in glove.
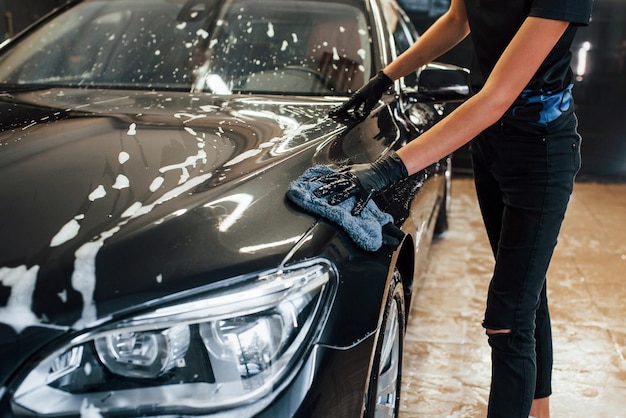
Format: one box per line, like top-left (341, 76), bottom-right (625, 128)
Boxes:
top-left (329, 70), bottom-right (393, 120)
top-left (314, 151), bottom-right (408, 216)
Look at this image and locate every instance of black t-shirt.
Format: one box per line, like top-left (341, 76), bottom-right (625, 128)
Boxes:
top-left (464, 0), bottom-right (593, 127)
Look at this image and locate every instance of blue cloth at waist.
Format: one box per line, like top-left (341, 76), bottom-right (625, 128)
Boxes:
top-left (508, 84), bottom-right (573, 127)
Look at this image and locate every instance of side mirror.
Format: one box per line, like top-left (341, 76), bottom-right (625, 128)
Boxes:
top-left (408, 63), bottom-right (471, 102)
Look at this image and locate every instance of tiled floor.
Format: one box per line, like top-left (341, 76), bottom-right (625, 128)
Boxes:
top-left (400, 178), bottom-right (626, 417)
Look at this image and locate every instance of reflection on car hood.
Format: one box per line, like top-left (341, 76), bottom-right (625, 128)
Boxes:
top-left (0, 89), bottom-right (344, 331)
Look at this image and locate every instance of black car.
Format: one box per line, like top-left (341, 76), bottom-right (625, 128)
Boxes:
top-left (0, 0), bottom-right (469, 416)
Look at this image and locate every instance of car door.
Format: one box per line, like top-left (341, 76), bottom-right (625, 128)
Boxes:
top-left (373, 0), bottom-right (444, 238)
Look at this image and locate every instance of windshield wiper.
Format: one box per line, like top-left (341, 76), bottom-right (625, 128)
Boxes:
top-left (0, 83), bottom-right (61, 95)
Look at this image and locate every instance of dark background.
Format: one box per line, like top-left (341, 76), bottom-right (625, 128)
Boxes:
top-left (400, 0), bottom-right (626, 182)
top-left (0, 0), bottom-right (65, 39)
top-left (2, 0), bottom-right (624, 182)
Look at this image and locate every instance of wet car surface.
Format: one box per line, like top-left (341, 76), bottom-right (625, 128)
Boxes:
top-left (0, 0), bottom-right (469, 416)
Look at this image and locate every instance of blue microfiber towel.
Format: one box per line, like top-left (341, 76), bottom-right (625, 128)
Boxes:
top-left (287, 165), bottom-right (395, 252)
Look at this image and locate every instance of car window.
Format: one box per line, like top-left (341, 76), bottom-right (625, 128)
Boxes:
top-left (396, 0), bottom-right (449, 17)
top-left (379, 0), bottom-right (419, 86)
top-left (0, 0), bottom-right (372, 95)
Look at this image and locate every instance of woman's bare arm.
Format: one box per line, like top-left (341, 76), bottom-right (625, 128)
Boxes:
top-left (384, 0), bottom-right (470, 80)
top-left (397, 16), bottom-right (570, 175)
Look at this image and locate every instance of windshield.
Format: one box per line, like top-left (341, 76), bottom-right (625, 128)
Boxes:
top-left (0, 0), bottom-right (372, 95)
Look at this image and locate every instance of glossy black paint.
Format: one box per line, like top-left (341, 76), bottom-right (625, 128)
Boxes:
top-left (0, 0), bottom-right (468, 415)
top-left (0, 90), bottom-right (446, 416)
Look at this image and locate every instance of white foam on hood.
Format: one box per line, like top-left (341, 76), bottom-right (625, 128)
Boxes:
top-left (50, 217), bottom-right (82, 247)
top-left (88, 185), bottom-right (107, 201)
top-left (112, 174), bottom-right (130, 189)
top-left (2, 133), bottom-right (215, 332)
top-left (71, 172), bottom-right (213, 330)
top-left (184, 126), bottom-right (197, 136)
top-left (149, 176), bottom-right (164, 192)
top-left (71, 241), bottom-right (104, 329)
top-left (80, 399), bottom-right (104, 418)
top-left (0, 265), bottom-right (42, 333)
top-left (159, 149), bottom-right (207, 184)
top-left (118, 151), bottom-right (130, 164)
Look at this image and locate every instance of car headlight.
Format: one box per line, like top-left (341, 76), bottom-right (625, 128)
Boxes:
top-left (11, 259), bottom-right (334, 416)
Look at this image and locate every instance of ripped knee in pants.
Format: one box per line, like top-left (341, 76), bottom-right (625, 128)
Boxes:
top-left (486, 328), bottom-right (512, 335)
top-left (485, 327), bottom-right (536, 356)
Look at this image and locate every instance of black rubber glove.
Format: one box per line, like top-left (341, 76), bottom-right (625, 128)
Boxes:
top-left (329, 70), bottom-right (393, 120)
top-left (314, 151), bottom-right (408, 216)
top-left (382, 222), bottom-right (405, 249)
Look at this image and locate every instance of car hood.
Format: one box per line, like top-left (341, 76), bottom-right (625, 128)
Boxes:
top-left (0, 89), bottom-right (344, 332)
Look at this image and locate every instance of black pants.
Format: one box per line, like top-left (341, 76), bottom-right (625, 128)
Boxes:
top-left (470, 113), bottom-right (581, 418)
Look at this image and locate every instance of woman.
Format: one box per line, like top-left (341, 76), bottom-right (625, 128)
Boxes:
top-left (312, 0), bottom-right (594, 416)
